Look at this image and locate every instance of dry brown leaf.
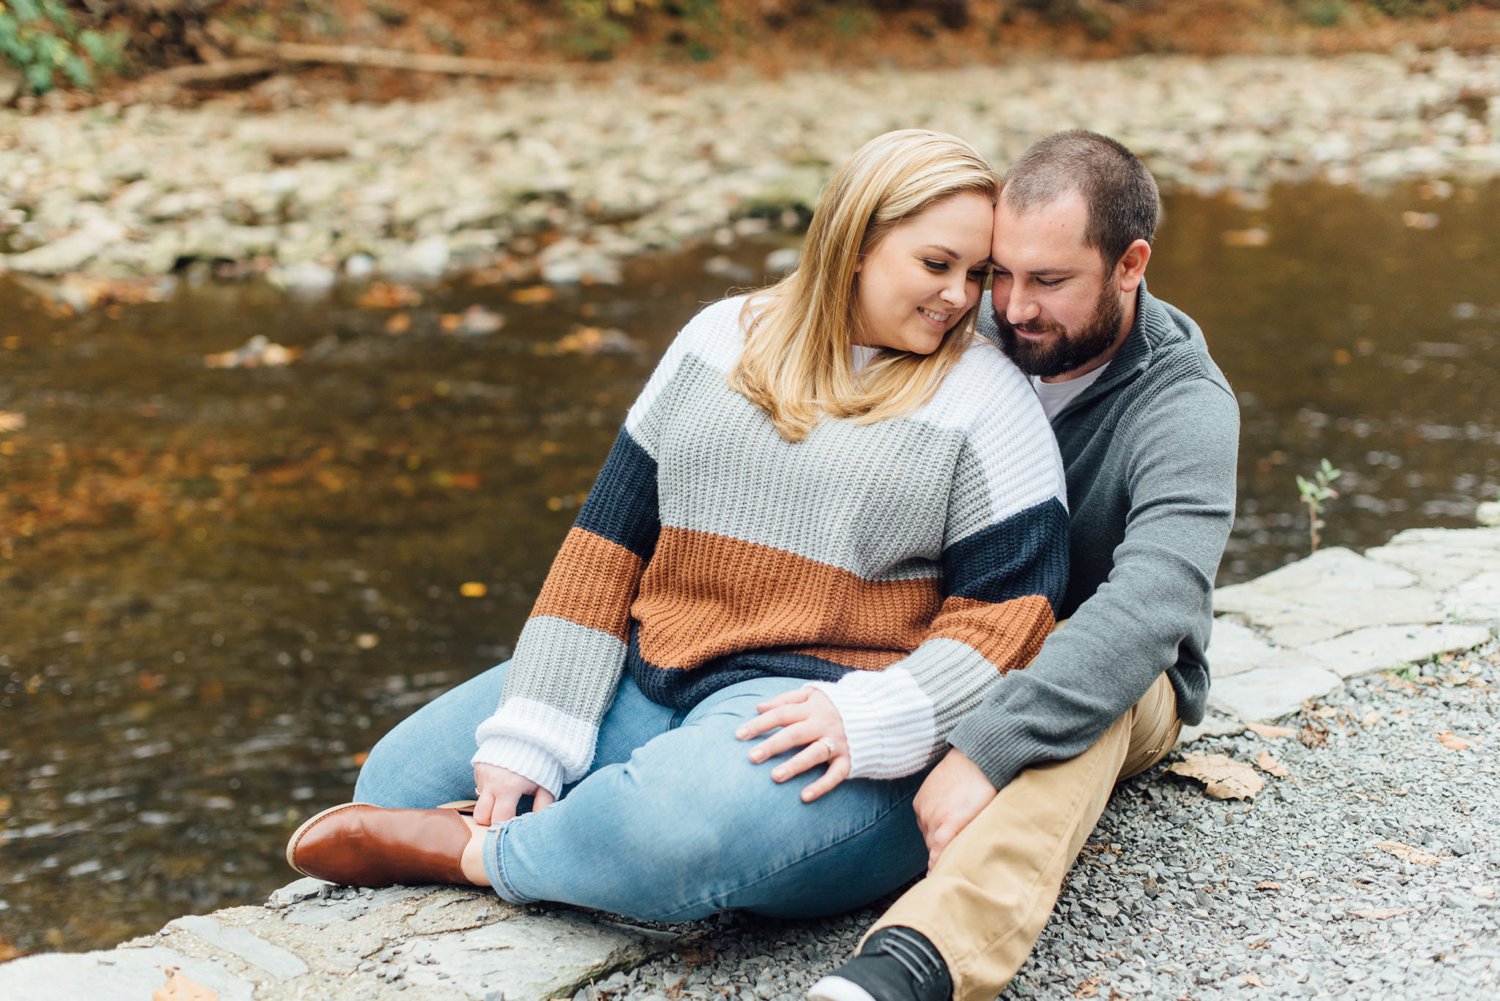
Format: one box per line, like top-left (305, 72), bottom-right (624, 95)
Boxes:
top-left (1254, 881), bottom-right (1281, 891)
top-left (1308, 705), bottom-right (1339, 718)
top-left (357, 282), bottom-right (422, 309)
top-left (1167, 753), bottom-right (1264, 800)
top-left (1375, 840), bottom-right (1440, 867)
top-left (1245, 722), bottom-right (1296, 739)
top-left (539, 325), bottom-right (640, 356)
top-left (1360, 709), bottom-right (1383, 728)
top-left (1243, 972), bottom-right (1269, 988)
top-left (1299, 721), bottom-right (1329, 748)
top-left (154, 968), bottom-right (218, 1001)
top-left (385, 312), bottom-right (413, 335)
top-left (1073, 975), bottom-right (1101, 999)
top-left (510, 285), bottom-right (557, 304)
top-left (1351, 906), bottom-right (1415, 920)
top-left (1436, 731), bottom-right (1471, 751)
top-left (1256, 751), bottom-right (1291, 779)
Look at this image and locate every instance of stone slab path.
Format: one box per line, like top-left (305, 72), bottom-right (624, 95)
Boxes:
top-left (3, 526), bottom-right (1496, 999)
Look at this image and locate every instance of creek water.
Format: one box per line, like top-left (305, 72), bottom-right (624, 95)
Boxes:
top-left (1, 181), bottom-right (1497, 956)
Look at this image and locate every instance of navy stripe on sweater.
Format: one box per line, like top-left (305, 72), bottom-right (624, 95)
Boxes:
top-left (575, 428), bottom-right (661, 561)
top-left (945, 498), bottom-right (1070, 608)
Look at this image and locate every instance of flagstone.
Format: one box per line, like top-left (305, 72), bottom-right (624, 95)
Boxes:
top-left (1208, 663), bottom-right (1343, 723)
top-left (1300, 623), bottom-right (1493, 678)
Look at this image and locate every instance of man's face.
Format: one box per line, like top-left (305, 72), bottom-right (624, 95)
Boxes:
top-left (991, 190), bottom-right (1128, 380)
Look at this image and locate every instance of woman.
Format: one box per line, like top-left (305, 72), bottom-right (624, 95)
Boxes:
top-left (287, 130), bottom-right (1069, 922)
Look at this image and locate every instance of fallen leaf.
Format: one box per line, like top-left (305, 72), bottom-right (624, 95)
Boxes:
top-left (1254, 881), bottom-right (1281, 891)
top-left (203, 335), bottom-right (299, 369)
top-left (1243, 972), bottom-right (1269, 988)
top-left (1256, 751), bottom-right (1291, 779)
top-left (1245, 722), bottom-right (1296, 740)
top-left (1074, 974), bottom-right (1101, 999)
top-left (1360, 709), bottom-right (1383, 728)
top-left (385, 312), bottom-right (413, 335)
top-left (1167, 753), bottom-right (1264, 800)
top-left (510, 285), bottom-right (557, 304)
top-left (357, 282), bottom-right (422, 309)
top-left (1298, 721), bottom-right (1329, 748)
top-left (0, 411), bottom-right (26, 433)
top-left (154, 968), bottom-right (218, 1001)
top-left (680, 944), bottom-right (718, 967)
top-left (538, 325), bottom-right (641, 356)
top-left (1436, 731), bottom-right (1471, 751)
top-left (1308, 705), bottom-right (1339, 719)
top-left (1375, 840), bottom-right (1441, 867)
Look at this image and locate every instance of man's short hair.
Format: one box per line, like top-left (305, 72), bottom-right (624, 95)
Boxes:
top-left (1001, 130), bottom-right (1161, 269)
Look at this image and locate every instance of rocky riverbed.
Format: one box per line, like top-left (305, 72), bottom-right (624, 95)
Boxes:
top-left (4, 48), bottom-right (1500, 290)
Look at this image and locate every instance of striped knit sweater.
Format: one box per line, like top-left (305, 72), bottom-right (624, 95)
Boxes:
top-left (473, 295), bottom-right (1070, 797)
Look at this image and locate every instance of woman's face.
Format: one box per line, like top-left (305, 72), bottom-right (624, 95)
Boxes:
top-left (852, 191), bottom-right (994, 354)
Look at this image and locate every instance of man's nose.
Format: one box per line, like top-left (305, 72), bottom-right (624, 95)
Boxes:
top-left (1006, 287), bottom-right (1039, 325)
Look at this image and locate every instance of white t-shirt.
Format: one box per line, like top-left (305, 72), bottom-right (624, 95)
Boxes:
top-left (1033, 362), bottom-right (1109, 421)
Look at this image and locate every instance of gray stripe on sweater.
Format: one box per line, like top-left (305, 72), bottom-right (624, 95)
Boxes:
top-left (650, 354), bottom-right (963, 580)
top-left (502, 615), bottom-right (627, 721)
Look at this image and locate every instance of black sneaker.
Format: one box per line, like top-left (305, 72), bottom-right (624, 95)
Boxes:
top-left (807, 927), bottom-right (952, 1001)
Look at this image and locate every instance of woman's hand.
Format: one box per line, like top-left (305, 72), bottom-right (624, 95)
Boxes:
top-left (735, 688), bottom-right (850, 803)
top-left (472, 762), bottom-right (555, 826)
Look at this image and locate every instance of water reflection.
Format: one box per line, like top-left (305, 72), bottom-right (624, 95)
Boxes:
top-left (1, 181), bottom-right (1497, 956)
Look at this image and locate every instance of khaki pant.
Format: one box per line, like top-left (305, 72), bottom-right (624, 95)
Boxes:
top-left (868, 672), bottom-right (1182, 1001)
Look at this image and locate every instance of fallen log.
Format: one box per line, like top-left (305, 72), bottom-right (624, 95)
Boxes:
top-left (230, 38), bottom-right (586, 80)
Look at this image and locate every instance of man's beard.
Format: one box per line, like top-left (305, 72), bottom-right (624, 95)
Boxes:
top-left (995, 281), bottom-right (1124, 378)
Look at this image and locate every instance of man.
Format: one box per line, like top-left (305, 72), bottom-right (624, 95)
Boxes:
top-left (810, 130), bottom-right (1240, 1001)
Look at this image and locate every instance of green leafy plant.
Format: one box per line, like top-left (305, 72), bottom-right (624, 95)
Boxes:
top-left (1296, 458), bottom-right (1342, 553)
top-left (0, 0), bottom-right (126, 94)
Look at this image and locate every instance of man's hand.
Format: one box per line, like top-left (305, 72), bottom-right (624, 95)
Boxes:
top-left (472, 762), bottom-right (555, 827)
top-left (736, 688), bottom-right (851, 803)
top-left (914, 748), bottom-right (997, 871)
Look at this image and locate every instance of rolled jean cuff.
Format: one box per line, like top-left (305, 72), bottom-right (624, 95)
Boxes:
top-left (483, 823), bottom-right (536, 905)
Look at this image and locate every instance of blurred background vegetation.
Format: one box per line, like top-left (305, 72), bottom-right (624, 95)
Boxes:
top-left (3, 1), bottom-right (1500, 100)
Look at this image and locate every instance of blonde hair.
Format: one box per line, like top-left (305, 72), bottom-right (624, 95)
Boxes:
top-left (730, 129), bottom-right (997, 443)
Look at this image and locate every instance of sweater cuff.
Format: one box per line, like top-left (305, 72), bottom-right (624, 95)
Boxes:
top-left (946, 708), bottom-right (1028, 792)
top-left (808, 668), bottom-right (936, 780)
top-left (471, 736), bottom-right (565, 799)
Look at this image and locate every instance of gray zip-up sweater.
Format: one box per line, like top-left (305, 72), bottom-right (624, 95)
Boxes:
top-left (949, 284), bottom-right (1240, 790)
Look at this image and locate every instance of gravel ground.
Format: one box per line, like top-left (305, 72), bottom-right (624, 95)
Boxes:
top-left (602, 641), bottom-right (1500, 1000)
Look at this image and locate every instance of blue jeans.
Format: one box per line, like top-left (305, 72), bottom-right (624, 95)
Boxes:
top-left (354, 661), bottom-right (928, 922)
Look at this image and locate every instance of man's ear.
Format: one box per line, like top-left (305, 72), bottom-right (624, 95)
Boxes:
top-left (1115, 239), bottom-right (1151, 293)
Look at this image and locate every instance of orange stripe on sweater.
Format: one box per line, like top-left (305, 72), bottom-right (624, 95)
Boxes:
top-left (928, 594), bottom-right (1054, 673)
top-left (530, 527), bottom-right (644, 642)
top-left (785, 646), bottom-right (909, 671)
top-left (632, 527), bottom-right (941, 670)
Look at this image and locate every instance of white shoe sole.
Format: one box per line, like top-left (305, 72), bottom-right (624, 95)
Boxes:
top-left (807, 975), bottom-right (878, 1001)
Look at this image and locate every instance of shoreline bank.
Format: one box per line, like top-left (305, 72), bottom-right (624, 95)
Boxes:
top-left (4, 49), bottom-right (1500, 294)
